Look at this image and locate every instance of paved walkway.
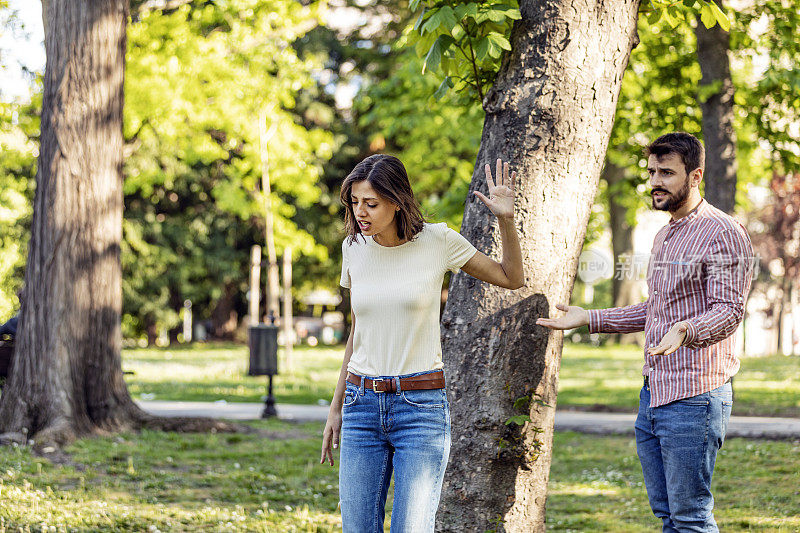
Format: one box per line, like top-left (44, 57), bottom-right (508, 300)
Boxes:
top-left (137, 400), bottom-right (800, 440)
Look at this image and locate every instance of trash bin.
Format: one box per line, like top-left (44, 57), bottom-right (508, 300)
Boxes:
top-left (248, 324), bottom-right (278, 376)
top-left (247, 324), bottom-right (279, 418)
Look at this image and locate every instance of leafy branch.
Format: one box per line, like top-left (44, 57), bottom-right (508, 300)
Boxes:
top-left (409, 0), bottom-right (734, 103)
top-left (409, 1), bottom-right (519, 103)
top-left (642, 0), bottom-right (732, 32)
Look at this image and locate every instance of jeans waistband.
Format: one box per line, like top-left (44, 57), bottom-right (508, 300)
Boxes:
top-left (644, 375), bottom-right (732, 387)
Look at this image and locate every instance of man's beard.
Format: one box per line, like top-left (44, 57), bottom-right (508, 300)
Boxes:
top-left (652, 177), bottom-right (691, 212)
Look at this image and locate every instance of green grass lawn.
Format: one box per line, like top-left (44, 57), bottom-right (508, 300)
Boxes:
top-left (0, 420), bottom-right (343, 532)
top-left (123, 342), bottom-right (800, 417)
top-left (123, 343), bottom-right (342, 406)
top-left (1, 422), bottom-right (797, 531)
top-left (557, 343), bottom-right (800, 417)
top-left (548, 432), bottom-right (800, 532)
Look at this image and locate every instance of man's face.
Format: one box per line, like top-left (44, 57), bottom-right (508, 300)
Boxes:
top-left (648, 153), bottom-right (692, 212)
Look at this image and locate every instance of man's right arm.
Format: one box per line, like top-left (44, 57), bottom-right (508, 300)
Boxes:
top-left (537, 302), bottom-right (647, 333)
top-left (586, 302), bottom-right (647, 334)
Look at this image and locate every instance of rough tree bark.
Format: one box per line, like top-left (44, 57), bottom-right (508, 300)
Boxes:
top-left (604, 162), bottom-right (641, 346)
top-left (695, 1), bottom-right (737, 214)
top-left (0, 0), bottom-right (238, 450)
top-left (437, 1), bottom-right (641, 531)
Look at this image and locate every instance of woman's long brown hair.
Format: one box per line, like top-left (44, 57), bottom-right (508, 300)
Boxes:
top-left (340, 154), bottom-right (425, 244)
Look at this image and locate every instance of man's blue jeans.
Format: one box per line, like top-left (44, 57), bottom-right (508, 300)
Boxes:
top-left (635, 381), bottom-right (733, 532)
top-left (339, 371), bottom-right (450, 533)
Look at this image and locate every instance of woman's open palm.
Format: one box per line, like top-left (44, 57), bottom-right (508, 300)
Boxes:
top-left (474, 158), bottom-right (515, 219)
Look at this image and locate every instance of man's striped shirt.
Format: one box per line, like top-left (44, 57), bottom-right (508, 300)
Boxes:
top-left (587, 199), bottom-right (754, 407)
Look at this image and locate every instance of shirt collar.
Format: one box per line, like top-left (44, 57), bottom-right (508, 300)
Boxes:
top-left (668, 198), bottom-right (706, 229)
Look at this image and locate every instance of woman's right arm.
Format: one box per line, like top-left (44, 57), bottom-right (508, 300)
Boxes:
top-left (320, 310), bottom-right (355, 466)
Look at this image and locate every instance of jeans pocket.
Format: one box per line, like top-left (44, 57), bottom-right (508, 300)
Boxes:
top-left (710, 387), bottom-right (733, 406)
top-left (401, 389), bottom-right (445, 409)
top-left (343, 385), bottom-right (358, 408)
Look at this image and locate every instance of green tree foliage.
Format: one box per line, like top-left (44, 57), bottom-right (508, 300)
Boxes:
top-left (356, 48), bottom-right (483, 227)
top-left (0, 97), bottom-right (38, 321)
top-left (289, 1), bottom-right (418, 297)
top-left (408, 1), bottom-right (520, 102)
top-left (0, 3), bottom-right (38, 321)
top-left (408, 1), bottom-right (728, 104)
top-left (736, 2), bottom-right (800, 175)
top-left (122, 0), bottom-right (333, 338)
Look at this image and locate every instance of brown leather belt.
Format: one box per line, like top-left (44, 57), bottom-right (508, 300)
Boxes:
top-left (347, 370), bottom-right (445, 393)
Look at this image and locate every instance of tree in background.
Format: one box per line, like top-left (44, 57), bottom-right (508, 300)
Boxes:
top-left (751, 172), bottom-right (800, 355)
top-left (0, 97), bottom-right (37, 322)
top-left (695, 0), bottom-right (738, 213)
top-left (0, 0), bottom-right (238, 449)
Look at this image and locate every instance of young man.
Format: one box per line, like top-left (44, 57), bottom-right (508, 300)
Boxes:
top-left (538, 132), bottom-right (754, 532)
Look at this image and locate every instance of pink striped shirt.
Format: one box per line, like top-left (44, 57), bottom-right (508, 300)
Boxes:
top-left (587, 199), bottom-right (754, 407)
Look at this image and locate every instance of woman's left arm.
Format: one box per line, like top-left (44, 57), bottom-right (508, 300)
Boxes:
top-left (460, 159), bottom-right (524, 290)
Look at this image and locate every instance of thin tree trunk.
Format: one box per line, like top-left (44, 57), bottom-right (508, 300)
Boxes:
top-left (695, 1), bottom-right (737, 214)
top-left (605, 162), bottom-right (641, 346)
top-left (211, 283), bottom-right (239, 340)
top-left (0, 0), bottom-right (239, 450)
top-left (437, 1), bottom-right (641, 531)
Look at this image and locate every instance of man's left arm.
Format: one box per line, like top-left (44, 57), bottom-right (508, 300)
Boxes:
top-left (681, 228), bottom-right (754, 350)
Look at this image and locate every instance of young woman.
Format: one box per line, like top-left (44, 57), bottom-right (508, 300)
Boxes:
top-left (320, 154), bottom-right (523, 532)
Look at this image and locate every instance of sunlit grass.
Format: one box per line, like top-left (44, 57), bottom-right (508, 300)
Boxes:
top-left (1, 426), bottom-right (795, 531)
top-left (122, 342), bottom-right (800, 416)
top-left (547, 433), bottom-right (800, 532)
top-left (558, 343), bottom-right (800, 417)
top-left (0, 420), bottom-right (344, 532)
top-left (123, 343), bottom-right (342, 405)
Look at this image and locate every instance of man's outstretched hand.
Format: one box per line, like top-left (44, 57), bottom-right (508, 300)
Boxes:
top-left (536, 304), bottom-right (589, 330)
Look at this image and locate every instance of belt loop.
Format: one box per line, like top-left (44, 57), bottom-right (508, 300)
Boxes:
top-left (394, 376), bottom-right (401, 395)
top-left (359, 375), bottom-right (365, 395)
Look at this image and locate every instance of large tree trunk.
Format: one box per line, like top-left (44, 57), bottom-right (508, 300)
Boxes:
top-left (695, 1), bottom-right (737, 214)
top-left (0, 0), bottom-right (237, 450)
top-left (605, 162), bottom-right (641, 346)
top-left (437, 1), bottom-right (641, 531)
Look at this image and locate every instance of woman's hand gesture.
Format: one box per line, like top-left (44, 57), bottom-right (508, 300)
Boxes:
top-left (474, 158), bottom-right (516, 219)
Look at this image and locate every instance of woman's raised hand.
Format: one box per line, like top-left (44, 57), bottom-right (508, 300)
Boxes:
top-left (473, 158), bottom-right (516, 219)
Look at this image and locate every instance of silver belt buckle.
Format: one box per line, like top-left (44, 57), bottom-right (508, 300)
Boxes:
top-left (372, 378), bottom-right (386, 393)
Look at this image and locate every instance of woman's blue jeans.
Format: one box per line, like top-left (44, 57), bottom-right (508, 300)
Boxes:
top-left (339, 371), bottom-right (451, 533)
top-left (635, 381), bottom-right (733, 532)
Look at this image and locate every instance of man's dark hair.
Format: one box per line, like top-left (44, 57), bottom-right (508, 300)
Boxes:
top-left (646, 132), bottom-right (705, 176)
top-left (340, 154), bottom-right (425, 244)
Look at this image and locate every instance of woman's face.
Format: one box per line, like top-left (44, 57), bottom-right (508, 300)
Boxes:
top-left (350, 180), bottom-right (399, 241)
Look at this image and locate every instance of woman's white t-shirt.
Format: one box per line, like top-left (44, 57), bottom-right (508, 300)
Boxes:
top-left (340, 222), bottom-right (478, 377)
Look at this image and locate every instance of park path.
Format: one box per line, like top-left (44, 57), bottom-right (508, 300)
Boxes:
top-left (137, 400), bottom-right (800, 440)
